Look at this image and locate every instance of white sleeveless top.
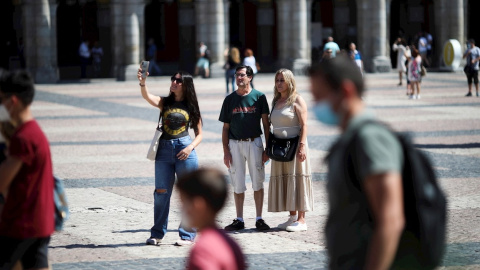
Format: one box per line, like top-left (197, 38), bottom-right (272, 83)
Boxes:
top-left (270, 104), bottom-right (300, 139)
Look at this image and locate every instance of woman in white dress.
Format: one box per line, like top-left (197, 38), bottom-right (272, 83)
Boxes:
top-left (267, 69), bottom-right (313, 232)
top-left (393, 38), bottom-right (408, 86)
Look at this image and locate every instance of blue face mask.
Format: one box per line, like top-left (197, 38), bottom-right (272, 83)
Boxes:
top-left (313, 101), bottom-right (339, 126)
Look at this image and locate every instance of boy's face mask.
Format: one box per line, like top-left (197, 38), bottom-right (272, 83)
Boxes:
top-left (0, 105), bottom-right (9, 122)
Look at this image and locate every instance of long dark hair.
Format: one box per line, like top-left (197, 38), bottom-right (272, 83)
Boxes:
top-left (163, 71), bottom-right (202, 132)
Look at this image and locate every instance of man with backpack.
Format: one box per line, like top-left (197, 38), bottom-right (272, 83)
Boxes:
top-left (308, 56), bottom-right (446, 269)
top-left (0, 70), bottom-right (54, 270)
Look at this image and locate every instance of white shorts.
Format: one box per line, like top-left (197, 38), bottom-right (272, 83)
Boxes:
top-left (228, 137), bottom-right (265, 193)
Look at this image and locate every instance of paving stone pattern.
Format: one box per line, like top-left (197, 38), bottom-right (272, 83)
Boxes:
top-left (35, 72), bottom-right (480, 269)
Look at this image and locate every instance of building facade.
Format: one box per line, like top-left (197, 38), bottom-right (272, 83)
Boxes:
top-left (0, 0), bottom-right (477, 83)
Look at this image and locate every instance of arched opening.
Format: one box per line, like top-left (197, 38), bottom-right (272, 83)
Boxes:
top-left (467, 0), bottom-right (480, 45)
top-left (389, 0), bottom-right (435, 67)
top-left (57, 0), bottom-right (111, 79)
top-left (229, 0), bottom-right (277, 72)
top-left (0, 1), bottom-right (22, 70)
top-left (144, 0), bottom-right (180, 75)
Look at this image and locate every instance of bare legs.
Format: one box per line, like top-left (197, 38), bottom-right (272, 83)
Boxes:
top-left (234, 189), bottom-right (264, 219)
top-left (398, 71), bottom-right (403, 86)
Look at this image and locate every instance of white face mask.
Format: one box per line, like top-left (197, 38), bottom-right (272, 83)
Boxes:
top-left (0, 105), bottom-right (10, 122)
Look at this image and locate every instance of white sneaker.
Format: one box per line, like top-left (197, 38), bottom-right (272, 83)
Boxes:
top-left (412, 95), bottom-right (417, 100)
top-left (175, 239), bottom-right (195, 246)
top-left (286, 222), bottom-right (307, 232)
top-left (277, 215), bottom-right (297, 229)
top-left (417, 95), bottom-right (421, 99)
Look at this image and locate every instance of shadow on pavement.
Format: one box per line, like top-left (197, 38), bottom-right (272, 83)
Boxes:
top-left (415, 143), bottom-right (480, 149)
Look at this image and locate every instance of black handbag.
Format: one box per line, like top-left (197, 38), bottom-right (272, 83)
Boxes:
top-left (266, 101), bottom-right (299, 162)
top-left (266, 132), bottom-right (299, 162)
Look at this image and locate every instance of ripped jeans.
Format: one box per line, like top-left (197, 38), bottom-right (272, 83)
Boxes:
top-left (228, 137), bottom-right (265, 194)
top-left (151, 136), bottom-right (198, 240)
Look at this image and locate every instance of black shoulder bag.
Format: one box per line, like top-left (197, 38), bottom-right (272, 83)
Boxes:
top-left (266, 102), bottom-right (299, 162)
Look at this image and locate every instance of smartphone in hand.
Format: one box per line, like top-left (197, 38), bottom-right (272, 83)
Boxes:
top-left (141, 61), bottom-right (150, 78)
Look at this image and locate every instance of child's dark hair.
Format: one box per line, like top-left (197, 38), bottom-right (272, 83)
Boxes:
top-left (0, 70), bottom-right (35, 106)
top-left (176, 168), bottom-right (228, 213)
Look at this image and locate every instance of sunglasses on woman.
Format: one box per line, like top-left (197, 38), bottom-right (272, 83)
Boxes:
top-left (170, 76), bottom-right (183, 84)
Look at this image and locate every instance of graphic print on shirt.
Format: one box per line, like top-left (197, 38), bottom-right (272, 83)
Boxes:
top-left (232, 106), bottom-right (256, 114)
top-left (163, 108), bottom-right (189, 136)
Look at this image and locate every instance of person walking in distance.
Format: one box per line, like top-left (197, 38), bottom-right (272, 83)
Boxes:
top-left (225, 47), bottom-right (241, 95)
top-left (309, 56), bottom-right (405, 270)
top-left (219, 65), bottom-right (271, 231)
top-left (78, 39), bottom-right (90, 78)
top-left (323, 37), bottom-right (340, 58)
top-left (393, 38), bottom-right (408, 86)
top-left (194, 42), bottom-right (210, 78)
top-left (268, 69), bottom-right (313, 232)
top-left (242, 49), bottom-right (259, 89)
top-left (0, 70), bottom-right (55, 270)
top-left (407, 48), bottom-right (422, 100)
top-left (137, 68), bottom-right (203, 246)
top-left (91, 41), bottom-right (103, 78)
top-left (463, 39), bottom-right (480, 97)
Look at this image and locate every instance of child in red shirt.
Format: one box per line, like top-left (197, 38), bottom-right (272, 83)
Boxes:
top-left (176, 168), bottom-right (246, 270)
top-left (0, 70), bottom-right (54, 270)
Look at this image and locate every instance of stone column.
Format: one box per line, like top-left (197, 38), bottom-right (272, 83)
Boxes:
top-left (448, 0), bottom-right (464, 47)
top-left (435, 0), bottom-right (465, 67)
top-left (291, 0), bottom-right (310, 74)
top-left (358, 0), bottom-right (390, 72)
top-left (111, 0), bottom-right (143, 81)
top-left (23, 0), bottom-right (58, 83)
top-left (195, 0), bottom-right (225, 78)
top-left (276, 0), bottom-right (292, 69)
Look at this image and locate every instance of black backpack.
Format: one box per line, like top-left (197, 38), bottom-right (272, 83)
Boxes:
top-left (347, 121), bottom-right (447, 269)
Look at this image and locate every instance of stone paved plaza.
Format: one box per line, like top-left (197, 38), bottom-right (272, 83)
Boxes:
top-left (32, 71), bottom-right (480, 269)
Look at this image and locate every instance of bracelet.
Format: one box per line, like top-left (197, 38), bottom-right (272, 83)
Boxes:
top-left (139, 83), bottom-right (145, 87)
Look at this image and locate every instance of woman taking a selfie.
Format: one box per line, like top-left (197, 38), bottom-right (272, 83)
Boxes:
top-left (137, 67), bottom-right (203, 246)
top-left (267, 69), bottom-right (313, 232)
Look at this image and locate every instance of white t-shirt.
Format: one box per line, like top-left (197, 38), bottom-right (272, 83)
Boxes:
top-left (79, 42), bottom-right (90, 58)
top-left (243, 56), bottom-right (257, 74)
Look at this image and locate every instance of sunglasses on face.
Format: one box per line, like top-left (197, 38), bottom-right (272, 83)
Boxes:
top-left (235, 73), bottom-right (248, 78)
top-left (170, 76), bottom-right (183, 84)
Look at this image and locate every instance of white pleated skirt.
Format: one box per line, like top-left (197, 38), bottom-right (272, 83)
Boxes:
top-left (268, 143), bottom-right (314, 212)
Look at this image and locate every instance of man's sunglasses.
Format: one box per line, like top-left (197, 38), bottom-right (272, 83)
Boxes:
top-left (170, 76), bottom-right (183, 84)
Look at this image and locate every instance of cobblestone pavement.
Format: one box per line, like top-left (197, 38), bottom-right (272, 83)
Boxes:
top-left (32, 71), bottom-right (479, 269)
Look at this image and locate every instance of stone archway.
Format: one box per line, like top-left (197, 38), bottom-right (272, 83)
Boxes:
top-left (57, 0), bottom-right (111, 79)
top-left (389, 0), bottom-right (435, 67)
top-left (467, 0), bottom-right (480, 44)
top-left (144, 0), bottom-right (181, 75)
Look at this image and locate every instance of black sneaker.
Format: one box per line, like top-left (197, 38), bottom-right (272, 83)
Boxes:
top-left (225, 219), bottom-right (245, 231)
top-left (466, 92), bottom-right (473, 97)
top-left (255, 219), bottom-right (270, 231)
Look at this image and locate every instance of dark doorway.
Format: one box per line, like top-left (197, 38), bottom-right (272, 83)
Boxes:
top-left (144, 0), bottom-right (180, 75)
top-left (468, 0), bottom-right (480, 45)
top-left (389, 0), bottom-right (435, 67)
top-left (229, 0), bottom-right (277, 72)
top-left (57, 0), bottom-right (111, 79)
top-left (0, 1), bottom-right (22, 70)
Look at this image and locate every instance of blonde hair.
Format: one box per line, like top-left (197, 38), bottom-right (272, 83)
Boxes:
top-left (230, 47), bottom-right (240, 64)
top-left (272, 69), bottom-right (297, 108)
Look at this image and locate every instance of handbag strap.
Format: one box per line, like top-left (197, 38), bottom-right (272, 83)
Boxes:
top-left (156, 110), bottom-right (163, 131)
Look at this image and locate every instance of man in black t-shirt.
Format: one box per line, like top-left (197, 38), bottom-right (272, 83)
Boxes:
top-left (219, 65), bottom-right (271, 231)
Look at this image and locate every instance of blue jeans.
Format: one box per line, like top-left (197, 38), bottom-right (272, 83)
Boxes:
top-left (151, 136), bottom-right (198, 240)
top-left (225, 69), bottom-right (236, 94)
